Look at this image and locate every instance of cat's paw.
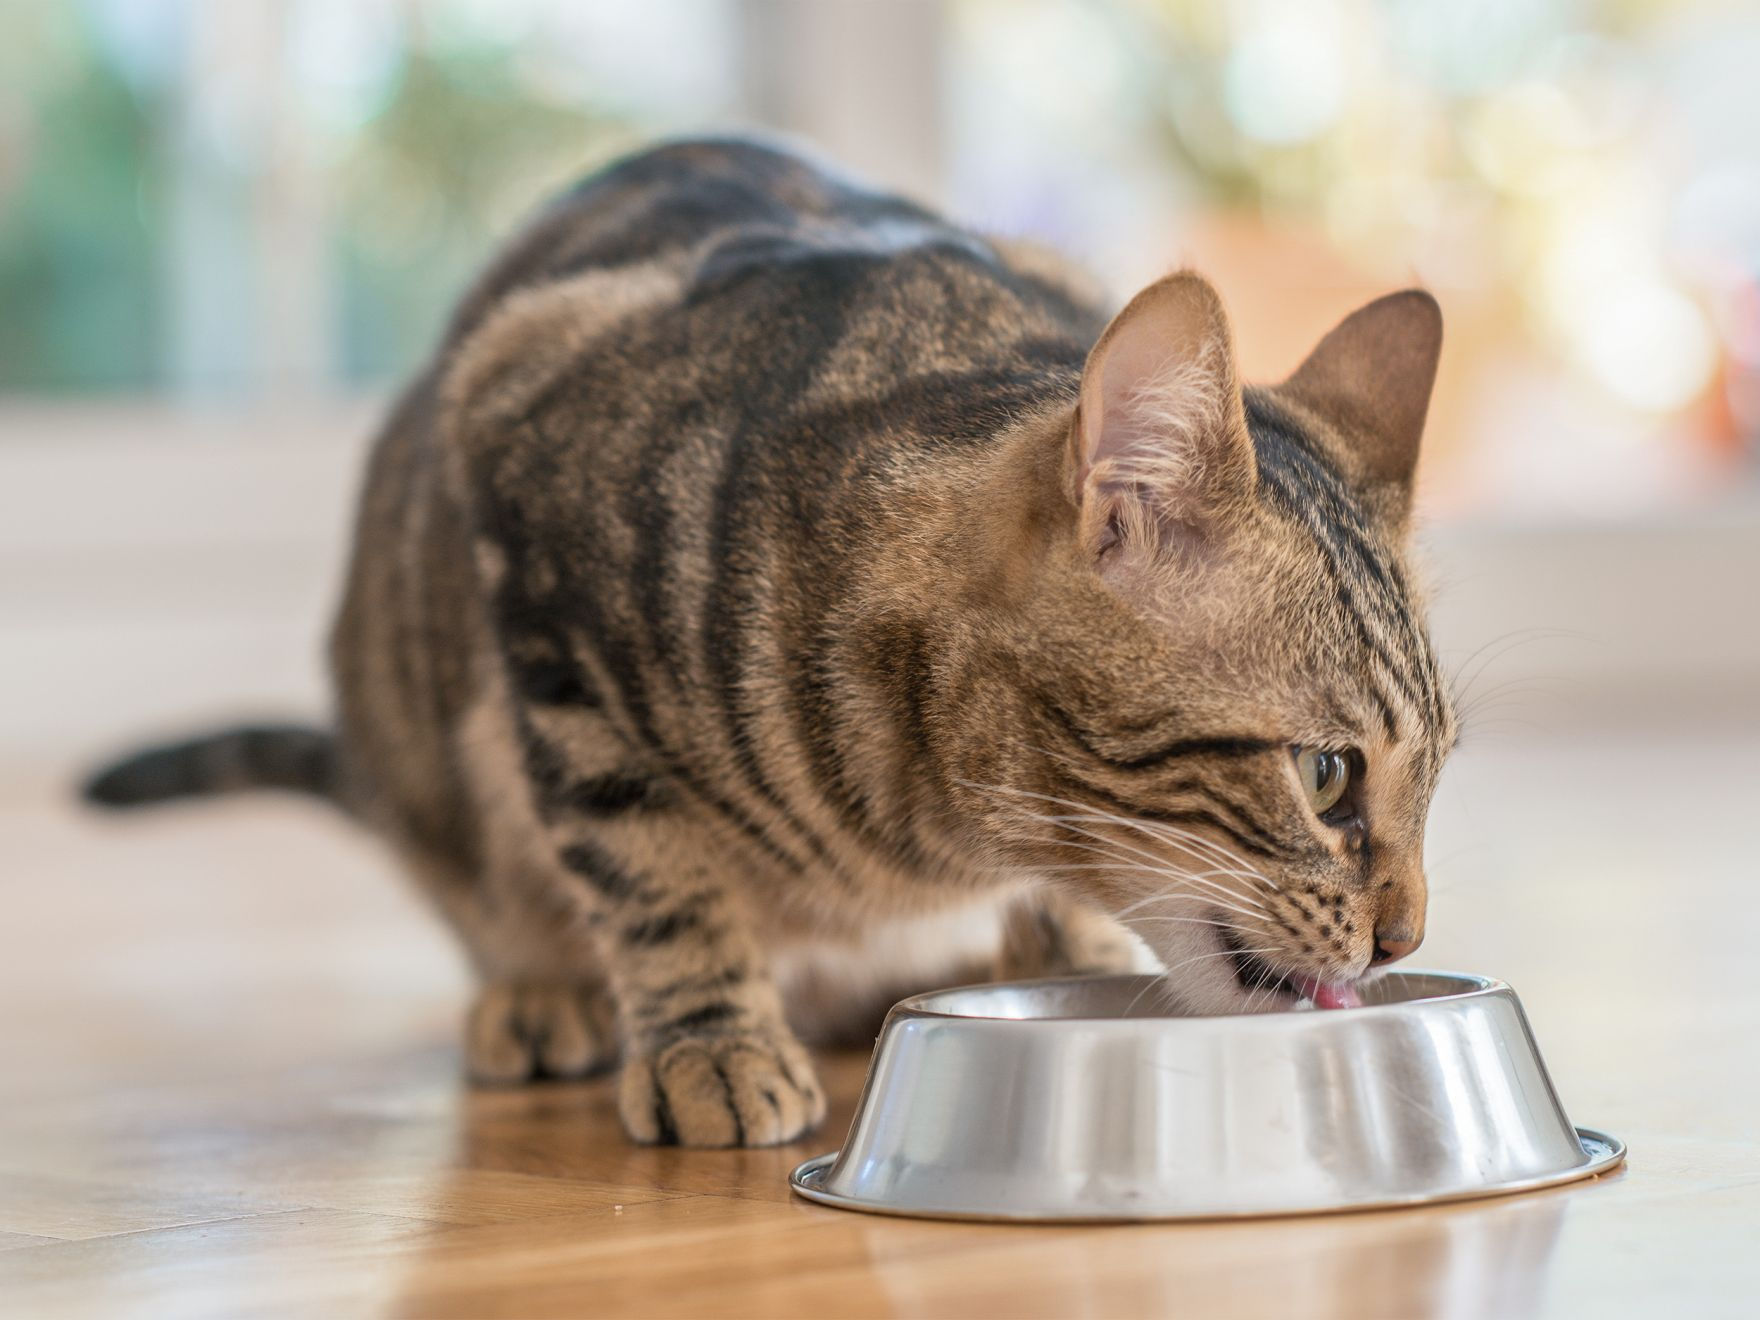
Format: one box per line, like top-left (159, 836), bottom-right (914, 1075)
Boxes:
top-left (465, 982), bottom-right (618, 1084)
top-left (619, 1030), bottom-right (825, 1147)
top-left (996, 895), bottom-right (1148, 980)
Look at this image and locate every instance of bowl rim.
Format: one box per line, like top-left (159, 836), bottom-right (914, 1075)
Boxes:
top-left (887, 968), bottom-right (1509, 1024)
top-left (789, 1127), bottom-right (1627, 1223)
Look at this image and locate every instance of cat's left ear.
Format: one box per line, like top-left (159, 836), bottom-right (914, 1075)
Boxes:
top-left (1276, 290), bottom-right (1443, 530)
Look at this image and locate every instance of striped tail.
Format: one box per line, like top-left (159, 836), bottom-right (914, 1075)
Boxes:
top-left (81, 724), bottom-right (344, 810)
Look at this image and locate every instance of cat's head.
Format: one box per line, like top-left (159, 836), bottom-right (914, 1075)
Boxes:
top-left (952, 272), bottom-right (1456, 1013)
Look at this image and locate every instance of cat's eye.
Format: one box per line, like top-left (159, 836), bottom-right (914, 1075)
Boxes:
top-left (1294, 747), bottom-right (1352, 817)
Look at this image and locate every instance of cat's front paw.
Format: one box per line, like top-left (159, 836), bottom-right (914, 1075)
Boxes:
top-left (465, 982), bottom-right (618, 1084)
top-left (996, 894), bottom-right (1148, 981)
top-left (619, 1030), bottom-right (825, 1147)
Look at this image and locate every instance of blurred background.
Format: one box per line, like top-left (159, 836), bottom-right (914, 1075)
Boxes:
top-left (9, 0), bottom-right (1760, 472)
top-left (2, 0), bottom-right (1758, 1056)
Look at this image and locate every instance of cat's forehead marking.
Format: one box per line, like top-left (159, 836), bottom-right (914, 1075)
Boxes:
top-left (1242, 393), bottom-right (1454, 772)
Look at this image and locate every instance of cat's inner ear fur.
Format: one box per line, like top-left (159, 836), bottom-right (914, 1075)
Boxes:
top-left (1071, 271), bottom-right (1254, 565)
top-left (1274, 289), bottom-right (1443, 528)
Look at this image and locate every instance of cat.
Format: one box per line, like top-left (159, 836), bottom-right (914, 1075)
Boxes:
top-left (86, 138), bottom-right (1456, 1147)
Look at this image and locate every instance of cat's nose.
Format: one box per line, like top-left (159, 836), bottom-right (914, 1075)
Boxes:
top-left (1370, 931), bottom-right (1422, 965)
top-left (1372, 861), bottom-right (1427, 966)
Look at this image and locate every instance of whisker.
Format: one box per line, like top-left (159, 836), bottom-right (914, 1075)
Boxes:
top-left (964, 781), bottom-right (1279, 901)
top-left (1029, 824), bottom-right (1271, 887)
top-left (999, 736), bottom-right (1286, 886)
top-left (1024, 849), bottom-right (1270, 924)
top-left (1156, 944), bottom-right (1277, 981)
top-left (983, 804), bottom-right (1272, 919)
top-left (1117, 929), bottom-right (1277, 1018)
top-left (1120, 915), bottom-right (1260, 932)
top-left (1034, 863), bottom-right (1274, 910)
top-left (1003, 781), bottom-right (1281, 894)
top-left (1029, 854), bottom-right (1273, 918)
top-left (1125, 816), bottom-right (1278, 892)
top-left (1446, 627), bottom-right (1581, 709)
top-left (1120, 963), bottom-right (1206, 1019)
top-left (975, 746), bottom-right (1285, 900)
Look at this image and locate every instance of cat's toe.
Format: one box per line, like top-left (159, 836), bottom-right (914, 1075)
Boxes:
top-left (620, 1031), bottom-right (825, 1147)
top-left (465, 983), bottom-right (618, 1085)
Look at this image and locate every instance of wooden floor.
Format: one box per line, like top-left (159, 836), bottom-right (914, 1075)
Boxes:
top-left (3, 724), bottom-right (1759, 1319)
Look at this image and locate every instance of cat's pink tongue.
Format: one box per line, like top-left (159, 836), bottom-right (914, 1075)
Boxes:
top-left (1291, 976), bottom-right (1363, 1010)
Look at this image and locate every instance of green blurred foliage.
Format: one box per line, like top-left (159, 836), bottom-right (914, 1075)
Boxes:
top-left (332, 43), bottom-right (628, 383)
top-left (0, 11), bottom-right (164, 392)
top-left (0, 5), bottom-right (628, 395)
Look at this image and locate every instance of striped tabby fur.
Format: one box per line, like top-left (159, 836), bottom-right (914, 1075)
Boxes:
top-left (87, 139), bottom-right (1456, 1146)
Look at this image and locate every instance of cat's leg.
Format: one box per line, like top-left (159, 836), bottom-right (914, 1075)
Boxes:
top-left (458, 741), bottom-right (820, 1140)
top-left (557, 820), bottom-right (826, 1147)
top-left (458, 910), bottom-right (619, 1086)
top-left (452, 664), bottom-right (820, 1141)
top-left (995, 889), bottom-right (1147, 980)
top-left (397, 844), bottom-right (620, 1085)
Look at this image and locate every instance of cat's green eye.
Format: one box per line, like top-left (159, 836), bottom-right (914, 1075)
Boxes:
top-left (1294, 747), bottom-right (1352, 816)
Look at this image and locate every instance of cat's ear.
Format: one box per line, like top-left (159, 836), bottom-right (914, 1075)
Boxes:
top-left (1277, 290), bottom-right (1442, 526)
top-left (1072, 271), bottom-right (1254, 564)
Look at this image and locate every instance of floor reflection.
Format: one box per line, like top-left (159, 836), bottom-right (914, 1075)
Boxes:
top-left (866, 1190), bottom-right (1570, 1319)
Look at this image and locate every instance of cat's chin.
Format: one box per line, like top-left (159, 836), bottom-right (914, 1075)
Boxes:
top-left (1149, 925), bottom-right (1362, 1016)
top-left (1149, 934), bottom-right (1301, 1016)
top-left (1174, 970), bottom-right (1302, 1016)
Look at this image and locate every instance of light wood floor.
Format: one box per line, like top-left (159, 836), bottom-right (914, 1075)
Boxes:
top-left (3, 725), bottom-right (1758, 1319)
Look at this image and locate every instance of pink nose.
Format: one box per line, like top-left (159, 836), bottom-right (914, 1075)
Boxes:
top-left (1372, 933), bottom-right (1422, 966)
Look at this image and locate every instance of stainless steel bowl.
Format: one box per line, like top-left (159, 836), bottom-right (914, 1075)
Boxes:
top-left (790, 971), bottom-right (1623, 1221)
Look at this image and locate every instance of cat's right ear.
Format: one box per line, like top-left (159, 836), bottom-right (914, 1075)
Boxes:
top-left (1071, 272), bottom-right (1254, 568)
top-left (1275, 289), bottom-right (1442, 532)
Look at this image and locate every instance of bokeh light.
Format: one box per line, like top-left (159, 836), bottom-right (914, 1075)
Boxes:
top-left (1, 0), bottom-right (1755, 513)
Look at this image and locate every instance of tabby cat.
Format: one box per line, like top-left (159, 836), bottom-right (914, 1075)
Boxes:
top-left (87, 139), bottom-right (1456, 1147)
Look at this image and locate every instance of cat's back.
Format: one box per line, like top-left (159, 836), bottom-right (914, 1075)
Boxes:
top-left (453, 137), bottom-right (959, 322)
top-left (446, 138), bottom-right (1109, 409)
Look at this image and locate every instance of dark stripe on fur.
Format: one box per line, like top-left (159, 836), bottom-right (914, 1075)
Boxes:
top-left (559, 842), bottom-right (647, 902)
top-left (697, 247), bottom-right (874, 880)
top-left (1255, 453), bottom-right (1430, 723)
top-left (1049, 766), bottom-right (1289, 861)
top-left (1048, 702), bottom-right (1276, 771)
top-left (481, 440), bottom-right (812, 876)
top-left (520, 725), bottom-right (672, 821)
top-left (660, 1001), bottom-right (742, 1036)
top-left (782, 618), bottom-right (933, 878)
top-left (649, 1061), bottom-right (679, 1145)
top-left (563, 769), bottom-right (674, 816)
top-left (1127, 802), bottom-right (1285, 862)
top-left (622, 907), bottom-right (704, 947)
top-left (623, 387), bottom-right (702, 699)
top-left (1249, 395), bottom-right (1445, 737)
top-left (510, 652), bottom-right (601, 708)
top-left (711, 1059), bottom-right (745, 1146)
top-left (645, 968), bottom-right (748, 1002)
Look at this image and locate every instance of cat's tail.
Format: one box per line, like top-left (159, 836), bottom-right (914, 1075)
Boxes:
top-left (81, 724), bottom-right (346, 811)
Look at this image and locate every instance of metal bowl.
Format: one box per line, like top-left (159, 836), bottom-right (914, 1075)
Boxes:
top-left (790, 971), bottom-right (1623, 1222)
